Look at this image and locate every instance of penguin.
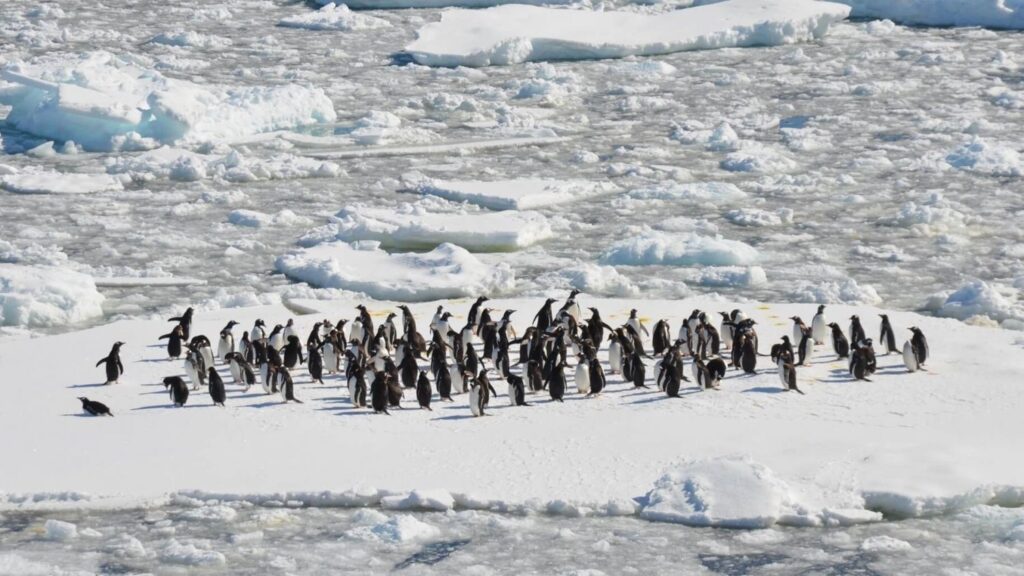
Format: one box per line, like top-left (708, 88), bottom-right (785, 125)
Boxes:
top-left (416, 370), bottom-right (432, 411)
top-left (608, 334), bottom-right (623, 375)
top-left (533, 298), bottom-right (557, 335)
top-left (322, 338), bottom-right (339, 375)
top-left (240, 331), bottom-right (253, 365)
top-left (467, 296), bottom-right (488, 333)
top-left (903, 340), bottom-right (920, 372)
top-left (96, 342), bottom-right (125, 385)
top-left (350, 369), bottom-right (368, 408)
top-left (469, 380), bottom-right (485, 417)
top-left (278, 367), bottom-right (301, 403)
top-left (307, 343), bottom-right (324, 384)
top-left (849, 315), bottom-right (866, 346)
top-left (208, 368), bottom-right (226, 406)
top-left (184, 347), bottom-right (205, 390)
top-left (909, 326), bottom-right (929, 367)
top-left (718, 312), bottom-right (734, 351)
top-left (790, 316), bottom-right (807, 344)
top-left (387, 371), bottom-right (404, 408)
top-left (384, 313), bottom-right (400, 350)
top-left (827, 323), bottom-right (850, 359)
top-left (217, 321), bottom-right (238, 362)
top-left (740, 335), bottom-right (757, 374)
top-left (549, 360), bottom-right (566, 402)
top-left (797, 327), bottom-right (814, 366)
top-left (631, 350), bottom-right (647, 388)
top-left (429, 305), bottom-right (445, 335)
top-left (306, 322), bottom-right (323, 349)
top-left (227, 350), bottom-right (243, 384)
top-left (627, 309), bottom-right (649, 340)
top-left (879, 315), bottom-right (898, 355)
top-left (575, 356), bottom-right (591, 394)
top-left (283, 319), bottom-right (297, 344)
top-left (562, 289), bottom-right (583, 324)
top-left (780, 361), bottom-right (804, 394)
top-left (268, 324), bottom-right (285, 352)
top-left (475, 368), bottom-right (497, 407)
top-left (651, 319), bottom-right (671, 356)
top-left (282, 335), bottom-right (304, 369)
top-left (849, 340), bottom-right (876, 381)
top-left (587, 356), bottom-right (606, 397)
top-left (250, 319), bottom-right (266, 343)
top-left (226, 353), bottom-right (256, 391)
top-left (811, 305), bottom-right (827, 345)
top-left (706, 357), bottom-right (727, 388)
top-left (158, 325), bottom-right (185, 359)
top-left (163, 376), bottom-right (189, 407)
top-left (371, 371), bottom-right (389, 414)
top-left (664, 359), bottom-right (682, 398)
top-left (693, 357), bottom-right (709, 390)
top-left (585, 308), bottom-right (613, 348)
top-left (527, 360), bottom-right (543, 393)
top-left (507, 374), bottom-right (529, 406)
top-left (78, 397), bottom-right (112, 417)
top-left (436, 363), bottom-right (453, 401)
top-left (168, 307), bottom-right (194, 341)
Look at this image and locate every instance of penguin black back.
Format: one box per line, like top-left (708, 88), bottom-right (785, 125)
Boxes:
top-left (416, 371), bottom-right (432, 410)
top-left (78, 397), bottom-right (112, 416)
top-left (208, 368), bottom-right (226, 406)
top-left (163, 376), bottom-right (189, 406)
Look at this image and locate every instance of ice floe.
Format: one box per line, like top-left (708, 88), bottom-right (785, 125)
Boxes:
top-left (925, 280), bottom-right (1024, 327)
top-left (600, 228), bottom-right (759, 267)
top-left (405, 0), bottom-right (851, 67)
top-left (788, 278), bottom-right (883, 306)
top-left (0, 264), bottom-right (105, 328)
top-left (278, 3), bottom-right (391, 32)
top-left (835, 0), bottom-right (1024, 29)
top-left (228, 209), bottom-right (311, 229)
top-left (275, 241), bottom-right (515, 301)
top-left (1, 171), bottom-right (123, 195)
top-left (415, 178), bottom-right (619, 210)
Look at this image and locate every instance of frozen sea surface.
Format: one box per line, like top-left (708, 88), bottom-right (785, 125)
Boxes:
top-left (2, 504), bottom-right (1024, 575)
top-left (1, 0), bottom-right (1022, 333)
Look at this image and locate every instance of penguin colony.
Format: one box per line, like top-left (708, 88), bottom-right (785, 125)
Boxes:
top-left (78, 296), bottom-right (931, 417)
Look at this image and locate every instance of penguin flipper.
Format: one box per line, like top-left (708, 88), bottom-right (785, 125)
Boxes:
top-left (96, 356), bottom-right (108, 367)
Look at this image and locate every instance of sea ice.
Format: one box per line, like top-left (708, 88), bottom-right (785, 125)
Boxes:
top-left (1, 171), bottom-right (123, 195)
top-left (278, 3), bottom-right (391, 32)
top-left (0, 264), bottom-right (105, 328)
top-left (834, 0), bottom-right (1024, 29)
top-left (600, 228), bottom-right (758, 267)
top-left (415, 178), bottom-right (619, 211)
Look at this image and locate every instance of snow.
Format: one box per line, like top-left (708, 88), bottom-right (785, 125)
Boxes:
top-left (415, 178), bottom-right (619, 211)
top-left (275, 242), bottom-right (515, 301)
top-left (0, 52), bottom-right (337, 152)
top-left (279, 4), bottom-right (391, 32)
top-left (4, 295), bottom-right (1020, 529)
top-left (106, 147), bottom-right (342, 184)
top-left (0, 264), bottom-right (105, 328)
top-left (298, 201), bottom-right (553, 251)
top-left (347, 515), bottom-right (441, 543)
top-left (600, 228), bottom-right (759, 267)
top-left (160, 540), bottom-right (226, 567)
top-left (1, 172), bottom-right (123, 195)
top-left (405, 0), bottom-right (851, 66)
top-left (835, 0), bottom-right (1024, 29)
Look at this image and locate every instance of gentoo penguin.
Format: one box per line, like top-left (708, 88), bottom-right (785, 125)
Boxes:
top-left (217, 321), bottom-right (238, 362)
top-left (467, 296), bottom-right (489, 334)
top-left (307, 343), bottom-right (324, 385)
top-left (268, 324), bottom-right (285, 351)
top-left (386, 370), bottom-right (404, 408)
top-left (451, 362), bottom-right (467, 394)
top-left (909, 327), bottom-right (929, 367)
top-left (652, 319), bottom-right (671, 356)
top-left (475, 368), bottom-right (497, 407)
top-left (158, 325), bottom-right (185, 359)
top-left (226, 353), bottom-right (256, 391)
top-left (191, 335), bottom-right (215, 373)
top-left (282, 335), bottom-right (304, 369)
top-left (322, 336), bottom-right (339, 375)
top-left (608, 334), bottom-right (623, 375)
top-left (533, 298), bottom-right (557, 335)
top-left (469, 380), bottom-right (485, 417)
top-left (849, 315), bottom-right (866, 347)
top-left (790, 316), bottom-right (807, 344)
top-left (163, 376), bottom-right (189, 407)
top-left (562, 289), bottom-right (583, 324)
top-left (208, 368), bottom-right (226, 406)
top-left (627, 309), bottom-right (649, 340)
top-left (549, 360), bottom-right (566, 402)
top-left (797, 327), bottom-right (814, 366)
top-left (383, 313), bottom-right (399, 350)
top-left (574, 355), bottom-right (591, 394)
top-left (526, 360), bottom-right (543, 393)
top-left (507, 374), bottom-right (529, 406)
top-left (631, 350), bottom-right (647, 388)
top-left (718, 312), bottom-right (733, 350)
top-left (371, 371), bottom-right (389, 414)
top-left (96, 342), bottom-right (125, 385)
top-left (587, 356), bottom-right (606, 397)
top-left (903, 340), bottom-right (920, 372)
top-left (78, 397), bottom-right (112, 417)
top-left (811, 305), bottom-right (827, 345)
top-left (779, 361), bottom-right (805, 394)
top-left (356, 304), bottom-right (375, 344)
top-left (250, 319), bottom-right (266, 343)
top-left (168, 307), bottom-right (194, 341)
top-left (399, 346), bottom-right (418, 388)
top-left (227, 350), bottom-right (243, 383)
top-left (827, 323), bottom-right (850, 358)
top-left (283, 319), bottom-right (297, 344)
top-left (585, 308), bottom-right (613, 347)
top-left (740, 334), bottom-right (757, 374)
top-left (707, 357), bottom-right (727, 387)
top-left (416, 371), bottom-right (432, 411)
top-left (849, 339), bottom-right (876, 381)
top-left (693, 357), bottom-right (709, 390)
top-left (436, 363), bottom-right (453, 401)
top-left (278, 367), bottom-right (301, 403)
top-left (184, 347), bottom-right (206, 390)
top-left (879, 315), bottom-right (898, 355)
top-left (429, 305), bottom-right (445, 335)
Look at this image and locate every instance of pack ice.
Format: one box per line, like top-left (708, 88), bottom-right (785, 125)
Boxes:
top-left (416, 178), bottom-right (619, 211)
top-left (834, 0), bottom-right (1024, 29)
top-left (404, 0), bottom-right (852, 67)
top-left (0, 52), bottom-right (337, 152)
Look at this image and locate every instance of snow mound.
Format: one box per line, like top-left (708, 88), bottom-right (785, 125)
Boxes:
top-left (696, 266), bottom-right (768, 288)
top-left (600, 228), bottom-right (758, 267)
top-left (627, 182), bottom-right (747, 203)
top-left (405, 0), bottom-right (851, 67)
top-left (43, 519), bottom-right (77, 541)
top-left (228, 209), bottom-right (310, 228)
top-left (639, 458), bottom-right (803, 528)
top-left (299, 201), bottom-right (553, 251)
top-left (834, 0), bottom-right (1024, 29)
top-left (275, 242), bottom-right (515, 301)
top-left (925, 280), bottom-right (1024, 325)
top-left (1, 171), bottom-right (123, 195)
top-left (279, 4), bottom-right (391, 32)
top-left (0, 264), bottom-right (105, 328)
top-left (416, 178), bottom-right (619, 211)
top-left (946, 138), bottom-right (1022, 177)
top-left (720, 143), bottom-right (798, 173)
top-left (789, 278), bottom-right (882, 306)
top-left (1, 52), bottom-right (337, 152)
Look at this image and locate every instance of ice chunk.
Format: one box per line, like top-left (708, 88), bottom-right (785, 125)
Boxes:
top-left (0, 264), bottom-right (105, 328)
top-left (834, 0), bottom-right (1024, 29)
top-left (346, 515), bottom-right (441, 543)
top-left (43, 519), bottom-right (77, 541)
top-left (381, 489), bottom-right (456, 511)
top-left (279, 4), bottom-right (391, 31)
top-left (946, 138), bottom-right (1023, 177)
top-left (600, 228), bottom-right (758, 267)
top-left (627, 182), bottom-right (746, 203)
top-left (926, 280), bottom-right (1024, 324)
top-left (299, 202), bottom-right (553, 251)
top-left (860, 535), bottom-right (913, 552)
top-left (1, 171), bottom-right (123, 195)
top-left (1, 52), bottom-right (337, 151)
top-left (160, 540), bottom-right (226, 566)
top-left (275, 242), bottom-right (515, 301)
top-left (789, 278), bottom-right (882, 305)
top-left (228, 209), bottom-right (310, 228)
top-left (536, 262), bottom-right (641, 298)
top-left (416, 178), bottom-right (619, 210)
top-left (148, 30), bottom-right (233, 49)
top-left (406, 0), bottom-right (850, 66)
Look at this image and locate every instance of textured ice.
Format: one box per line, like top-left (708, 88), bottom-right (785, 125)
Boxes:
top-left (106, 147), bottom-right (342, 184)
top-left (0, 264), bottom-right (105, 328)
top-left (1, 52), bottom-right (337, 151)
top-left (275, 242), bottom-right (515, 301)
top-left (405, 0), bottom-right (851, 66)
top-left (926, 280), bottom-right (1024, 325)
top-left (228, 209), bottom-right (311, 228)
top-left (946, 138), bottom-right (1023, 178)
top-left (788, 278), bottom-right (882, 305)
top-left (835, 0), bottom-right (1024, 29)
top-left (627, 182), bottom-right (747, 203)
top-left (601, 228), bottom-right (759, 267)
top-left (1, 171), bottom-right (123, 195)
top-left (42, 519), bottom-right (77, 541)
top-left (317, 0), bottom-right (571, 8)
top-left (160, 539), bottom-right (226, 566)
top-left (278, 4), bottom-right (390, 32)
top-left (415, 178), bottom-right (619, 211)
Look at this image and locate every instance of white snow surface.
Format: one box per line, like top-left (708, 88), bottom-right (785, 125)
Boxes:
top-left (0, 171), bottom-right (123, 195)
top-left (3, 296), bottom-right (1022, 528)
top-left (835, 0), bottom-right (1024, 29)
top-left (0, 52), bottom-right (337, 151)
top-left (415, 178), bottom-right (619, 210)
top-left (405, 0), bottom-right (852, 67)
top-left (0, 264), bottom-right (105, 328)
top-left (298, 200), bottom-right (553, 251)
top-left (275, 241), bottom-right (515, 301)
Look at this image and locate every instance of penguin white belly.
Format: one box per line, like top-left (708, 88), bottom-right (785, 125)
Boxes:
top-left (200, 347), bottom-right (215, 373)
top-left (218, 336), bottom-right (233, 362)
top-left (260, 364), bottom-right (271, 393)
top-left (608, 342), bottom-right (622, 374)
top-left (720, 323), bottom-right (732, 349)
top-left (692, 361), bottom-right (701, 389)
top-left (507, 383), bottom-right (516, 406)
top-left (469, 386), bottom-right (482, 416)
top-left (451, 367), bottom-right (464, 394)
top-left (792, 325), bottom-right (803, 344)
top-left (801, 338), bottom-right (813, 363)
top-left (348, 376), bottom-right (357, 402)
top-left (279, 375), bottom-right (288, 401)
top-left (184, 360), bottom-right (200, 390)
top-left (284, 326), bottom-right (295, 342)
top-left (349, 321), bottom-right (363, 343)
top-left (677, 325), bottom-right (689, 343)
top-left (228, 359), bottom-right (242, 384)
top-left (269, 334), bottom-right (283, 351)
top-left (903, 341), bottom-right (919, 372)
top-left (812, 316), bottom-right (827, 345)
top-left (575, 363), bottom-right (590, 394)
top-left (777, 359), bottom-right (787, 387)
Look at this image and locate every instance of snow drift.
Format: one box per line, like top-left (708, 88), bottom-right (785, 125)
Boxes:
top-left (834, 0), bottom-right (1024, 29)
top-left (0, 52), bottom-right (337, 152)
top-left (275, 242), bottom-right (515, 301)
top-left (404, 0), bottom-right (852, 67)
top-left (0, 264), bottom-right (105, 328)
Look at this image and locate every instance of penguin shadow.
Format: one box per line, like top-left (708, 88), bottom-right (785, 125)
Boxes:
top-left (67, 382), bottom-right (108, 389)
top-left (741, 387), bottom-right (788, 395)
top-left (246, 401), bottom-right (291, 409)
top-left (138, 358), bottom-right (175, 364)
top-left (233, 393), bottom-right (271, 400)
top-left (132, 404), bottom-right (216, 411)
top-left (317, 407), bottom-right (376, 416)
top-left (628, 393), bottom-right (688, 405)
top-left (432, 414), bottom-right (477, 421)
top-left (62, 413), bottom-right (100, 418)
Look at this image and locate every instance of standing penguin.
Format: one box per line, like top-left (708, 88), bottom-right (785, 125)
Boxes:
top-left (797, 327), bottom-right (814, 366)
top-left (416, 371), bottom-right (432, 411)
top-left (250, 319), bottom-right (266, 344)
top-left (879, 315), bottom-right (898, 355)
top-left (217, 321), bottom-right (238, 362)
top-left (78, 397), bottom-right (112, 417)
top-left (651, 319), bottom-right (672, 356)
top-left (168, 307), bottom-right (194, 341)
top-left (307, 343), bottom-right (324, 385)
top-left (96, 342), bottom-right (125, 385)
top-left (436, 363), bottom-right (453, 401)
top-left (812, 305), bottom-right (827, 345)
top-left (849, 315), bottom-right (866, 346)
top-left (371, 371), bottom-right (389, 414)
top-left (226, 353), bottom-right (256, 391)
top-left (909, 327), bottom-right (929, 367)
top-left (718, 312), bottom-right (734, 351)
top-left (282, 335), bottom-right (305, 369)
top-left (790, 316), bottom-right (807, 344)
top-left (278, 367), bottom-right (301, 403)
top-left (533, 298), bottom-right (557, 335)
top-left (549, 360), bottom-right (566, 402)
top-left (469, 380), bottom-right (485, 417)
top-left (587, 356), bottom-right (606, 397)
top-left (740, 335), bottom-right (757, 374)
top-left (208, 368), bottom-right (226, 406)
top-left (184, 347), bottom-right (206, 390)
top-left (507, 374), bottom-right (529, 406)
top-left (827, 323), bottom-right (850, 359)
top-left (268, 324), bottom-right (285, 352)
top-left (158, 325), bottom-right (185, 359)
top-left (903, 340), bottom-right (920, 372)
top-left (283, 319), bottom-right (297, 343)
top-left (575, 356), bottom-right (591, 394)
top-left (627, 309), bottom-right (650, 340)
top-left (779, 361), bottom-right (805, 394)
top-left (608, 333), bottom-right (623, 375)
top-left (163, 376), bottom-right (189, 407)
